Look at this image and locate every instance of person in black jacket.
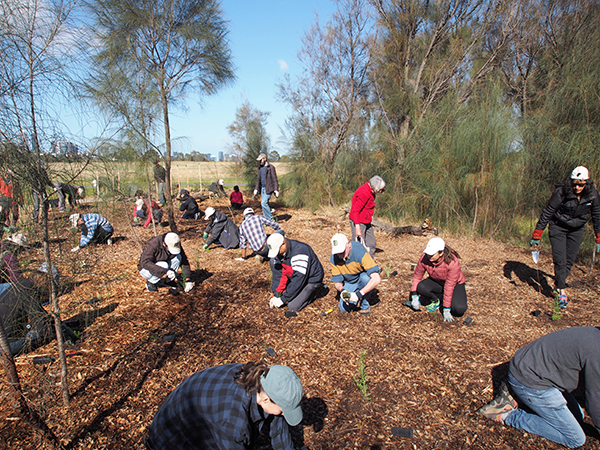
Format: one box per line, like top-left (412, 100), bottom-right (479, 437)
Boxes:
top-left (530, 166), bottom-right (600, 307)
top-left (253, 153), bottom-right (279, 221)
top-left (202, 207), bottom-right (239, 250)
top-left (178, 190), bottom-right (201, 220)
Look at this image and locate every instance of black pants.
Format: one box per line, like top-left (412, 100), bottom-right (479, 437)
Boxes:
top-left (548, 222), bottom-right (585, 290)
top-left (416, 278), bottom-right (468, 316)
top-left (89, 227), bottom-right (113, 245)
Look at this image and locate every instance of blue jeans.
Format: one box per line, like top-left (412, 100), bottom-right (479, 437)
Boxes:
top-left (157, 182), bottom-right (166, 205)
top-left (139, 257), bottom-right (182, 284)
top-left (338, 271), bottom-right (371, 312)
top-left (506, 371), bottom-right (586, 448)
top-left (261, 187), bottom-right (272, 220)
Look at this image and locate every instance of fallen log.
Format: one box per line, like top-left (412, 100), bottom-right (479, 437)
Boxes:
top-left (341, 208), bottom-right (438, 237)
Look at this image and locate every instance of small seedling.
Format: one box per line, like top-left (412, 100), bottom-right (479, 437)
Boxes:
top-left (353, 350), bottom-right (370, 401)
top-left (382, 262), bottom-right (393, 278)
top-left (551, 293), bottom-right (562, 321)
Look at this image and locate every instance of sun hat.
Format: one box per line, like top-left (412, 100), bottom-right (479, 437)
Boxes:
top-left (424, 237), bottom-right (445, 256)
top-left (163, 232), bottom-right (181, 255)
top-left (256, 153), bottom-right (267, 161)
top-left (331, 233), bottom-right (348, 254)
top-left (267, 233), bottom-right (285, 258)
top-left (571, 166), bottom-right (589, 181)
top-left (204, 207), bottom-right (215, 220)
top-left (69, 213), bottom-right (80, 228)
top-left (260, 365), bottom-right (303, 426)
top-left (243, 207), bottom-right (255, 216)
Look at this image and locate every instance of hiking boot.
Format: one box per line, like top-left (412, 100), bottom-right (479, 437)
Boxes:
top-left (360, 306), bottom-right (371, 315)
top-left (146, 282), bottom-right (158, 292)
top-left (476, 384), bottom-right (518, 423)
top-left (425, 299), bottom-right (440, 312)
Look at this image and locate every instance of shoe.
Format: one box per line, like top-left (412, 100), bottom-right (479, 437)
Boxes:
top-left (146, 282), bottom-right (158, 292)
top-left (425, 299), bottom-right (440, 312)
top-left (107, 238), bottom-right (112, 246)
top-left (360, 306), bottom-right (371, 315)
top-left (476, 384), bottom-right (518, 423)
top-left (558, 294), bottom-right (568, 308)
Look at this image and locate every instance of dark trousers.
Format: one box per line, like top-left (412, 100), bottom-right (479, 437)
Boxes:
top-left (416, 278), bottom-right (468, 316)
top-left (90, 227), bottom-right (113, 245)
top-left (548, 222), bottom-right (585, 289)
top-left (287, 282), bottom-right (322, 312)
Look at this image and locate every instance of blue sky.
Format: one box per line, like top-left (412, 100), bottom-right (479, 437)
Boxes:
top-left (165, 0), bottom-right (338, 158)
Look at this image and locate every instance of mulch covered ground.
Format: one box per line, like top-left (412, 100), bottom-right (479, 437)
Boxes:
top-left (1, 195), bottom-right (600, 450)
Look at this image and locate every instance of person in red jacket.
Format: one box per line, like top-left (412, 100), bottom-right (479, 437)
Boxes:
top-left (348, 175), bottom-right (385, 258)
top-left (406, 237), bottom-right (467, 322)
top-left (230, 185), bottom-right (244, 210)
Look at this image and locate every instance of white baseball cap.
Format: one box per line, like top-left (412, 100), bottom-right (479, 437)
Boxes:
top-left (135, 198), bottom-right (144, 208)
top-left (204, 207), bottom-right (215, 220)
top-left (571, 166), bottom-right (589, 181)
top-left (243, 207), bottom-right (254, 216)
top-left (218, 179), bottom-right (224, 185)
top-left (424, 237), bottom-right (445, 255)
top-left (331, 233), bottom-right (348, 254)
top-left (267, 233), bottom-right (285, 258)
top-left (163, 232), bottom-right (181, 255)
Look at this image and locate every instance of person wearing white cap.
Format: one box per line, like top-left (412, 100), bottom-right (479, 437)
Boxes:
top-left (266, 233), bottom-right (324, 312)
top-left (53, 182), bottom-right (85, 213)
top-left (330, 233), bottom-right (381, 315)
top-left (408, 237), bottom-right (467, 322)
top-left (146, 361), bottom-right (303, 449)
top-left (208, 179), bottom-right (227, 198)
top-left (70, 213), bottom-right (114, 252)
top-left (177, 189), bottom-right (201, 220)
top-left (530, 166), bottom-right (600, 307)
top-left (238, 207), bottom-right (281, 261)
top-left (253, 153), bottom-right (279, 221)
top-left (202, 207), bottom-right (239, 250)
top-left (133, 197), bottom-right (164, 227)
top-left (138, 232), bottom-right (194, 293)
top-left (349, 175), bottom-right (386, 258)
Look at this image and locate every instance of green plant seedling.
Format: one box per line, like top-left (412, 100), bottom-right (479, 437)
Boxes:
top-left (353, 350), bottom-right (370, 401)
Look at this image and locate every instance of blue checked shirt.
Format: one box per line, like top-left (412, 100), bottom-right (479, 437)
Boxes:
top-left (148, 364), bottom-right (294, 450)
top-left (239, 215), bottom-right (280, 251)
top-left (79, 213), bottom-right (113, 248)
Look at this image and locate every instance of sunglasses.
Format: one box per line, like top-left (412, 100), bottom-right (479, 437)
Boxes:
top-left (572, 181), bottom-right (587, 187)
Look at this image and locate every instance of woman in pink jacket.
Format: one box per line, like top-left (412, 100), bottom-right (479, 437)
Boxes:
top-left (406, 237), bottom-right (467, 322)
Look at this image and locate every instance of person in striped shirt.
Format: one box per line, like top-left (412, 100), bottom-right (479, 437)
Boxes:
top-left (70, 213), bottom-right (114, 252)
top-left (239, 207), bottom-right (281, 261)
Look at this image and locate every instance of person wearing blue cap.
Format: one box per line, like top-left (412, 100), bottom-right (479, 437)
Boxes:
top-left (146, 361), bottom-right (303, 450)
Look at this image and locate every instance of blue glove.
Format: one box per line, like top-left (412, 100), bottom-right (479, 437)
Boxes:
top-left (530, 239), bottom-right (540, 247)
top-left (203, 243), bottom-right (209, 251)
top-left (443, 308), bottom-right (453, 322)
top-left (203, 232), bottom-right (208, 240)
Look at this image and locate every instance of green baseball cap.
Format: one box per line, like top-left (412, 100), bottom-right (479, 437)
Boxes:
top-left (261, 365), bottom-right (303, 426)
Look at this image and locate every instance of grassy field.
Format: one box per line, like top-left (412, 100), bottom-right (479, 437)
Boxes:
top-left (49, 160), bottom-right (291, 192)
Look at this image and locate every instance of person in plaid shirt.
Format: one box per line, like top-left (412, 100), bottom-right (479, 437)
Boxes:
top-left (146, 362), bottom-right (303, 450)
top-left (239, 207), bottom-right (281, 260)
top-left (69, 213), bottom-right (113, 252)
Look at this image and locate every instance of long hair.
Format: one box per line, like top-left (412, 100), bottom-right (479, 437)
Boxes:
top-left (234, 361), bottom-right (269, 394)
top-left (562, 178), bottom-right (593, 198)
top-left (442, 245), bottom-right (460, 265)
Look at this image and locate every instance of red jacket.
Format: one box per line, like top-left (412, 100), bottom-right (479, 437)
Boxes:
top-left (230, 191), bottom-right (243, 204)
top-left (411, 253), bottom-right (466, 309)
top-left (349, 182), bottom-right (375, 224)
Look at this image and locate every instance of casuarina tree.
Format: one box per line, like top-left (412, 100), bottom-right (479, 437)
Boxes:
top-left (87, 0), bottom-right (235, 231)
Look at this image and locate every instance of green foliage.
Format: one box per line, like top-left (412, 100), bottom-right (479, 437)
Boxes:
top-left (353, 350), bottom-right (370, 401)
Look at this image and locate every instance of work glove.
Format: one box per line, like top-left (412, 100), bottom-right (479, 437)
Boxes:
top-left (410, 293), bottom-right (420, 311)
top-left (340, 290), bottom-right (351, 304)
top-left (443, 308), bottom-right (454, 322)
top-left (253, 189), bottom-right (258, 196)
top-left (596, 243), bottom-right (600, 253)
top-left (269, 297), bottom-right (284, 308)
top-left (184, 281), bottom-right (193, 293)
top-left (203, 244), bottom-right (209, 251)
top-left (274, 190), bottom-right (279, 198)
top-left (203, 232), bottom-right (208, 240)
top-left (530, 239), bottom-right (540, 247)
top-left (71, 246), bottom-right (80, 253)
top-left (350, 290), bottom-right (364, 303)
top-left (166, 270), bottom-right (176, 281)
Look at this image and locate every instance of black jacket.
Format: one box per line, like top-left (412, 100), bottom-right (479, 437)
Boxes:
top-left (179, 194), bottom-right (199, 214)
top-left (204, 211), bottom-right (239, 249)
top-left (535, 184), bottom-right (600, 232)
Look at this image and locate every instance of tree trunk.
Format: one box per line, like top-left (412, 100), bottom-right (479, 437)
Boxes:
top-left (160, 86), bottom-right (177, 233)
